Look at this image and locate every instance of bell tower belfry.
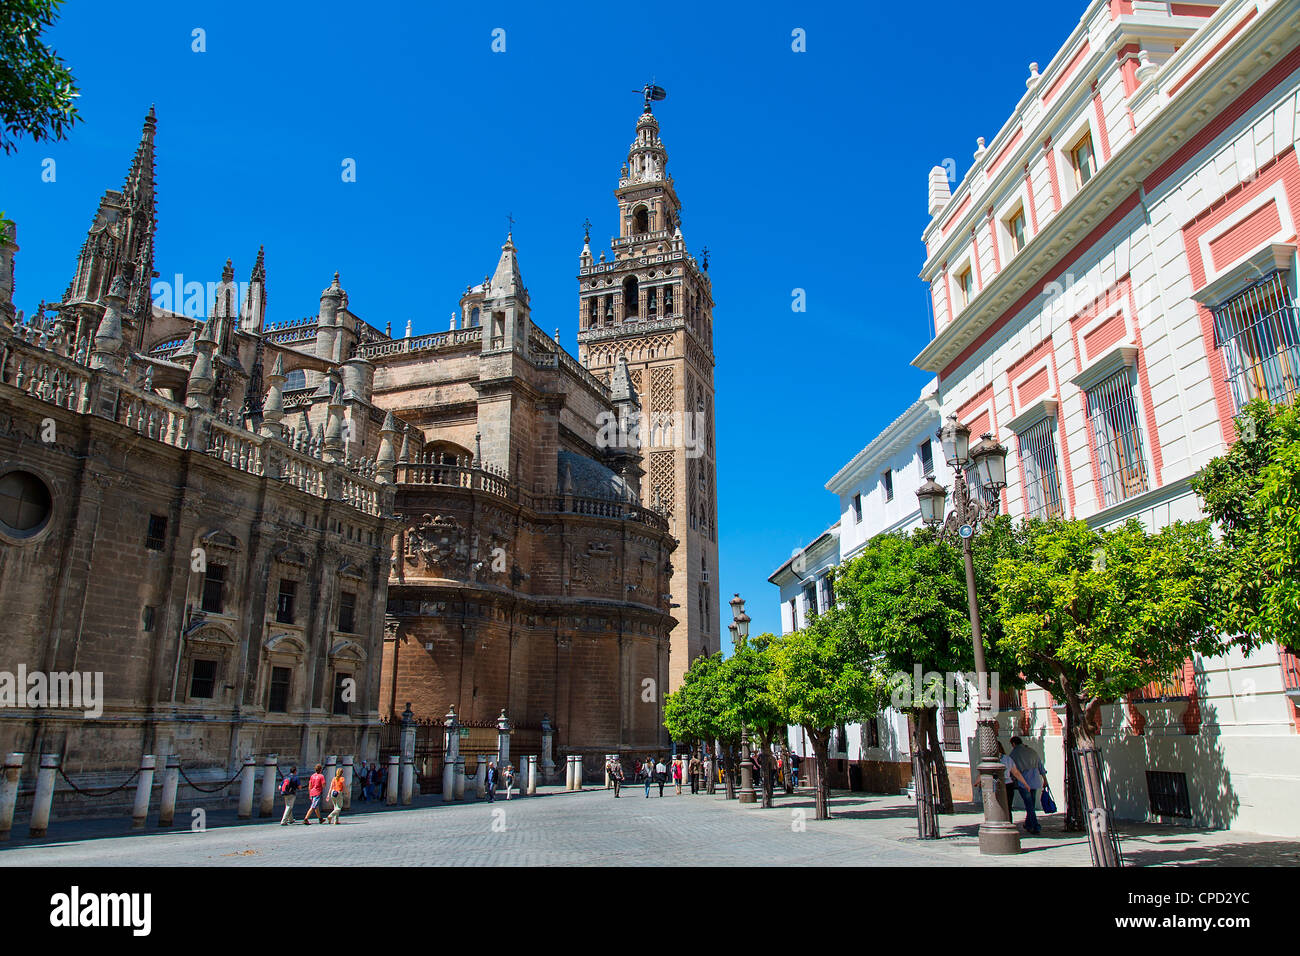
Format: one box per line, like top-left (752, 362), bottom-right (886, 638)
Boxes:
top-left (576, 93), bottom-right (720, 691)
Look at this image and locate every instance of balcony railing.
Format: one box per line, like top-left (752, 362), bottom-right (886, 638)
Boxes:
top-left (1281, 648), bottom-right (1300, 700)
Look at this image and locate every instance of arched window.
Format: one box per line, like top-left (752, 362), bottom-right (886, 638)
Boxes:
top-left (469, 307), bottom-right (481, 328)
top-left (622, 276), bottom-right (639, 318)
top-left (283, 369), bottom-right (307, 390)
top-left (632, 206), bottom-right (649, 235)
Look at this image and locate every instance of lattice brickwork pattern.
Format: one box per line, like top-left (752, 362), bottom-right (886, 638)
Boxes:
top-left (651, 367), bottom-right (674, 413)
top-left (650, 451), bottom-right (675, 517)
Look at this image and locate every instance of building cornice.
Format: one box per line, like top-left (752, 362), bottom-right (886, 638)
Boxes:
top-left (825, 390), bottom-right (939, 495)
top-left (913, 0), bottom-right (1299, 377)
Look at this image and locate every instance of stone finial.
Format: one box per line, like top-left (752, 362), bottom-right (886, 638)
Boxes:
top-left (376, 410), bottom-right (398, 483)
top-left (323, 385), bottom-right (346, 462)
top-left (1136, 48), bottom-right (1157, 83)
top-left (928, 165), bottom-right (952, 217)
top-left (973, 136), bottom-right (987, 162)
top-left (90, 274), bottom-right (129, 373)
top-left (260, 353), bottom-right (286, 439)
top-left (398, 425), bottom-right (410, 464)
top-left (1026, 62), bottom-right (1041, 89)
top-left (184, 320), bottom-right (217, 409)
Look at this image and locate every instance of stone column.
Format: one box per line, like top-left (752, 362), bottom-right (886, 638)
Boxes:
top-left (605, 755), bottom-right (614, 789)
top-left (385, 754), bottom-right (399, 805)
top-left (341, 756), bottom-right (355, 810)
top-left (258, 754), bottom-right (278, 817)
top-left (159, 755), bottom-right (181, 826)
top-left (236, 756), bottom-right (256, 819)
top-left (442, 705), bottom-right (460, 802)
top-left (540, 713), bottom-right (555, 782)
top-left (454, 754), bottom-right (466, 800)
top-left (475, 757), bottom-right (487, 799)
top-left (0, 753), bottom-right (23, 841)
top-left (400, 703), bottom-right (415, 806)
top-left (323, 754), bottom-right (337, 788)
top-left (29, 754), bottom-right (59, 837)
top-left (496, 709), bottom-right (511, 769)
top-left (132, 755), bottom-right (156, 829)
top-left (526, 755), bottom-right (538, 796)
top-left (564, 755), bottom-right (573, 791)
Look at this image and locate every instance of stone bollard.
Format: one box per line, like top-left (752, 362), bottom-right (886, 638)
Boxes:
top-left (475, 757), bottom-right (487, 799)
top-left (0, 753), bottom-right (23, 841)
top-left (159, 755), bottom-right (181, 827)
top-left (385, 754), bottom-right (399, 805)
top-left (258, 754), bottom-right (279, 817)
top-left (443, 704), bottom-right (461, 802)
top-left (341, 756), bottom-right (355, 810)
top-left (30, 753), bottom-right (59, 837)
top-left (323, 754), bottom-right (337, 789)
top-left (496, 709), bottom-right (511, 769)
top-left (574, 754), bottom-right (583, 790)
top-left (236, 756), bottom-right (256, 820)
top-left (131, 755), bottom-right (156, 829)
top-left (526, 755), bottom-right (538, 796)
top-left (605, 754), bottom-right (614, 789)
top-left (400, 754), bottom-right (413, 806)
top-left (564, 755), bottom-right (573, 791)
top-left (454, 755), bottom-right (466, 800)
top-left (442, 754), bottom-right (456, 802)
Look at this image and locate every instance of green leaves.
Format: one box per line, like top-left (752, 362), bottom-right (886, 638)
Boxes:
top-left (992, 518), bottom-right (1220, 706)
top-left (768, 609), bottom-right (884, 732)
top-left (1192, 400), bottom-right (1300, 653)
top-left (0, 0), bottom-right (82, 155)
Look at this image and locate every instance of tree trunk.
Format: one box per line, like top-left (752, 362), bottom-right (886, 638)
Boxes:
top-left (723, 742), bottom-right (736, 800)
top-left (811, 734), bottom-right (830, 820)
top-left (759, 738), bottom-right (775, 809)
top-left (1062, 708), bottom-right (1084, 832)
top-left (921, 706), bottom-right (954, 813)
top-left (908, 713), bottom-right (940, 839)
top-left (1065, 693), bottom-right (1120, 867)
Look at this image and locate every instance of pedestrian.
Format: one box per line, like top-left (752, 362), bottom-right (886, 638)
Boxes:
top-left (279, 765), bottom-right (301, 825)
top-left (504, 764), bottom-right (516, 800)
top-left (610, 758), bottom-right (624, 797)
top-left (673, 758), bottom-right (683, 795)
top-left (688, 753), bottom-right (701, 794)
top-left (355, 760), bottom-right (368, 802)
top-left (656, 757), bottom-right (666, 797)
top-left (790, 753), bottom-right (800, 790)
top-left (486, 760), bottom-right (498, 803)
top-left (373, 761), bottom-right (386, 801)
top-left (642, 760), bottom-right (653, 798)
top-left (303, 763), bottom-right (327, 824)
top-left (997, 740), bottom-right (1029, 815)
top-left (1009, 736), bottom-right (1046, 835)
top-left (327, 766), bottom-right (347, 824)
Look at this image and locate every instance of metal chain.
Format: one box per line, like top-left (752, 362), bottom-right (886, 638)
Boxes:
top-left (56, 767), bottom-right (140, 798)
top-left (177, 765), bottom-right (244, 794)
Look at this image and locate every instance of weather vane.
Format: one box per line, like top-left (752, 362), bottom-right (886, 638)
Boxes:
top-left (635, 81), bottom-right (666, 111)
top-left (506, 212), bottom-right (516, 234)
top-left (582, 218), bottom-right (592, 243)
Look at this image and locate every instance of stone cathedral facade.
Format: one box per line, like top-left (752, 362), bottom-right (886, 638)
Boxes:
top-left (0, 98), bottom-right (716, 804)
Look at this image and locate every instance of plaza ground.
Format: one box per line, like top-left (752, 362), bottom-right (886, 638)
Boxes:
top-left (2, 786), bottom-right (1296, 867)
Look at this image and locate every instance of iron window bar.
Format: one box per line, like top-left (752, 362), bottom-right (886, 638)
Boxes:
top-left (1211, 270), bottom-right (1300, 411)
top-left (1086, 368), bottom-right (1149, 508)
top-left (1016, 416), bottom-right (1065, 519)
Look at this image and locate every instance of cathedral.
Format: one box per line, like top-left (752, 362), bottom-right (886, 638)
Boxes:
top-left (0, 96), bottom-right (719, 803)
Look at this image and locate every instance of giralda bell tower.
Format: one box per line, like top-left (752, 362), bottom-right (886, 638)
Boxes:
top-left (576, 89), bottom-right (721, 691)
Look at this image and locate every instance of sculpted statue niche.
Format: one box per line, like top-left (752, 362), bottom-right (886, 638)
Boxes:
top-left (404, 513), bottom-right (468, 578)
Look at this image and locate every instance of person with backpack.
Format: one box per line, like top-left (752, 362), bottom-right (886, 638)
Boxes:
top-left (303, 763), bottom-right (327, 824)
top-left (327, 767), bottom-right (347, 824)
top-left (279, 766), bottom-right (301, 825)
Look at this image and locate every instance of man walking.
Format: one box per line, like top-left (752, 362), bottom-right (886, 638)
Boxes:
top-left (279, 766), bottom-right (301, 825)
top-left (303, 763), bottom-right (327, 824)
top-left (486, 760), bottom-right (498, 803)
top-left (655, 757), bottom-right (667, 797)
top-left (1009, 736), bottom-right (1047, 835)
top-left (356, 760), bottom-right (369, 802)
top-left (610, 758), bottom-right (623, 797)
top-left (688, 753), bottom-right (701, 795)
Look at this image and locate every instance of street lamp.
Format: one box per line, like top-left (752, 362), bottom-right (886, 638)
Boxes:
top-left (917, 415), bottom-right (1020, 856)
top-left (731, 593), bottom-right (757, 805)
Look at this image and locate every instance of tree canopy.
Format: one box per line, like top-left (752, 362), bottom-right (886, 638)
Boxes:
top-left (1, 0), bottom-right (81, 155)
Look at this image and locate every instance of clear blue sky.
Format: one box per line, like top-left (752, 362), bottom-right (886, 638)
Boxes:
top-left (0, 0), bottom-right (1084, 638)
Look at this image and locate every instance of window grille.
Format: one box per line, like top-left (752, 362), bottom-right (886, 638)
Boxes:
top-left (1146, 770), bottom-right (1191, 818)
top-left (883, 469), bottom-right (894, 502)
top-left (268, 667), bottom-right (291, 713)
top-left (1016, 417), bottom-right (1064, 519)
top-left (201, 564), bottom-right (226, 614)
top-left (941, 709), bottom-right (962, 752)
top-left (851, 493), bottom-right (862, 523)
top-left (1211, 271), bottom-right (1300, 410)
top-left (1086, 368), bottom-right (1148, 507)
top-left (919, 439), bottom-right (934, 477)
top-left (865, 717), bottom-right (881, 749)
top-left (190, 659), bottom-right (217, 699)
top-left (145, 514), bottom-right (167, 551)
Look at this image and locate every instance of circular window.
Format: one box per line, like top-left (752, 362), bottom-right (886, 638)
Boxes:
top-left (0, 470), bottom-right (53, 539)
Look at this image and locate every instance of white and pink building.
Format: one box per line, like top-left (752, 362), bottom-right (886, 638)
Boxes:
top-left (914, 0), bottom-right (1300, 837)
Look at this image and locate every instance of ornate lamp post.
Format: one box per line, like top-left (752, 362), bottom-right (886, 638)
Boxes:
top-left (730, 593), bottom-right (757, 805)
top-left (916, 414), bottom-right (1020, 856)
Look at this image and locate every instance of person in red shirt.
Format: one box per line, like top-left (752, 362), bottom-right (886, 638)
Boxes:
top-left (303, 764), bottom-right (327, 825)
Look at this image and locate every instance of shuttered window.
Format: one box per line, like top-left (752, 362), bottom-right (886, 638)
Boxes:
top-left (1211, 271), bottom-right (1300, 410)
top-left (1016, 417), bottom-right (1064, 519)
top-left (1087, 369), bottom-right (1148, 507)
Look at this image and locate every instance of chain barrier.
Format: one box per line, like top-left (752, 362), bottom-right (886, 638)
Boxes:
top-left (177, 765), bottom-right (244, 794)
top-left (56, 767), bottom-right (140, 798)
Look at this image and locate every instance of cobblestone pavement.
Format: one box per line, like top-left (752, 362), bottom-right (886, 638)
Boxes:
top-left (2, 786), bottom-right (1296, 866)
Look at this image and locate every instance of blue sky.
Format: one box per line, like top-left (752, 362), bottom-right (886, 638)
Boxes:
top-left (0, 1), bottom-right (1085, 638)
